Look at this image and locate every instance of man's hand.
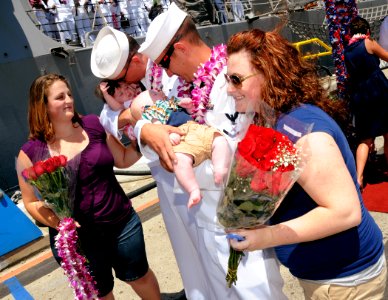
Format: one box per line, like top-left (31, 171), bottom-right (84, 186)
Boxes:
top-left (141, 123), bottom-right (185, 171)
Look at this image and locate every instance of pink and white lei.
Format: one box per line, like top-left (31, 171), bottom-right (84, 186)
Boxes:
top-left (348, 33), bottom-right (369, 45)
top-left (149, 62), bottom-right (163, 92)
top-left (55, 218), bottom-right (99, 300)
top-left (177, 44), bottom-right (228, 124)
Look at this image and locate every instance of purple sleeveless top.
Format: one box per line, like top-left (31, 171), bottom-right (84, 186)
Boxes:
top-left (21, 114), bottom-right (132, 227)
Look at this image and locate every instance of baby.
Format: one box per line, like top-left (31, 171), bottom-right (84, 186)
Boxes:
top-left (131, 90), bottom-right (232, 208)
top-left (96, 79), bottom-right (141, 140)
top-left (97, 81), bottom-right (231, 208)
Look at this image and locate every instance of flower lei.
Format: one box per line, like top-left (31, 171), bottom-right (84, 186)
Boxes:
top-left (348, 33), bottom-right (369, 45)
top-left (149, 62), bottom-right (163, 92)
top-left (56, 218), bottom-right (99, 299)
top-left (177, 44), bottom-right (228, 124)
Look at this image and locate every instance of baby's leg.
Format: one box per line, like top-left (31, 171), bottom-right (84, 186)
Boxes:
top-left (174, 152), bottom-right (202, 208)
top-left (212, 135), bottom-right (232, 185)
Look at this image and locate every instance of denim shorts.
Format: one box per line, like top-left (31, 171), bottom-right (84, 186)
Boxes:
top-left (49, 207), bottom-right (149, 297)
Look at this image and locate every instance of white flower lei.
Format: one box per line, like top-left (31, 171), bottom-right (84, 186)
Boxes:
top-left (176, 44), bottom-right (228, 124)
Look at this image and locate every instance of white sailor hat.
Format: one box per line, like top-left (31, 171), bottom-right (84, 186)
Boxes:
top-left (138, 3), bottom-right (187, 61)
top-left (90, 26), bottom-right (129, 79)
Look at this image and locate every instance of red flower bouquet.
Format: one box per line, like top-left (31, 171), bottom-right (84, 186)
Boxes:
top-left (22, 156), bottom-right (98, 300)
top-left (22, 155), bottom-right (72, 219)
top-left (217, 124), bottom-right (307, 287)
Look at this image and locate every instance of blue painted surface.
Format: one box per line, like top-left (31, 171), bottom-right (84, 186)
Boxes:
top-left (0, 190), bottom-right (42, 256)
top-left (3, 277), bottom-right (34, 300)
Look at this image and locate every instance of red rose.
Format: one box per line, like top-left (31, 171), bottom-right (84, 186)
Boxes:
top-left (43, 158), bottom-right (57, 173)
top-left (33, 161), bottom-right (46, 177)
top-left (235, 154), bottom-right (256, 178)
top-left (250, 170), bottom-right (269, 192)
top-left (22, 167), bottom-right (38, 181)
top-left (269, 171), bottom-right (283, 195)
top-left (52, 156), bottom-right (62, 168)
top-left (237, 127), bottom-right (257, 159)
top-left (58, 155), bottom-right (67, 167)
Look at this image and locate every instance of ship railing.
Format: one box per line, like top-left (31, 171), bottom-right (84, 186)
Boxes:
top-left (293, 38), bottom-right (336, 92)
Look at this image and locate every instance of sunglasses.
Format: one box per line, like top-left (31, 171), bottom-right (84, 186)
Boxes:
top-left (224, 73), bottom-right (259, 88)
top-left (158, 35), bottom-right (182, 69)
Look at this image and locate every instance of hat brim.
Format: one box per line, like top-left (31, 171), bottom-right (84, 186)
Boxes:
top-left (91, 27), bottom-right (129, 79)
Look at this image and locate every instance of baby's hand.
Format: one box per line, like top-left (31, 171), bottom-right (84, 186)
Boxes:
top-left (178, 97), bottom-right (193, 108)
top-left (99, 82), bottom-right (109, 95)
top-left (178, 97), bottom-right (194, 114)
top-left (169, 132), bottom-right (181, 146)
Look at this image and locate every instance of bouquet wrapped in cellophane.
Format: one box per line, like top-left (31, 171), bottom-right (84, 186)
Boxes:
top-left (20, 155), bottom-right (98, 300)
top-left (217, 107), bottom-right (312, 288)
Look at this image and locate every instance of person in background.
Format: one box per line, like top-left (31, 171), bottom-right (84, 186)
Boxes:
top-left (16, 73), bottom-right (161, 300)
top-left (147, 0), bottom-right (164, 21)
top-left (213, 0), bottom-right (228, 23)
top-left (109, 0), bottom-right (122, 31)
top-left (42, 0), bottom-right (60, 41)
top-left (379, 16), bottom-right (388, 67)
top-left (135, 3), bottom-right (287, 299)
top-left (91, 0), bottom-right (112, 29)
top-left (226, 28), bottom-right (386, 299)
top-left (344, 16), bottom-right (388, 188)
top-left (72, 0), bottom-right (92, 47)
top-left (29, 0), bottom-right (53, 39)
top-left (47, 0), bottom-right (78, 45)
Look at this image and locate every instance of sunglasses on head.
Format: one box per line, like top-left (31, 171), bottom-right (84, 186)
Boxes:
top-left (224, 73), bottom-right (259, 88)
top-left (158, 35), bottom-right (182, 70)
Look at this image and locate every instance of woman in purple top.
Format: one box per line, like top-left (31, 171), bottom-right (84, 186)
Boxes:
top-left (16, 74), bottom-right (161, 299)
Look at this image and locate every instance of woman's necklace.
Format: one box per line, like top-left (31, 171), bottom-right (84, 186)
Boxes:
top-left (176, 44), bottom-right (228, 124)
top-left (348, 33), bottom-right (369, 46)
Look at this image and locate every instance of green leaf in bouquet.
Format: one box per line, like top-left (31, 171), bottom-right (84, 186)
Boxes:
top-left (237, 201), bottom-right (256, 212)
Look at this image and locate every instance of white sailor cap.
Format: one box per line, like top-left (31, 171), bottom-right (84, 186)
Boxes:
top-left (90, 26), bottom-right (129, 79)
top-left (138, 3), bottom-right (187, 61)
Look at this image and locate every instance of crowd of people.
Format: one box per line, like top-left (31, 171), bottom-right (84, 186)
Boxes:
top-left (28, 0), bottom-right (169, 46)
top-left (17, 2), bottom-right (388, 299)
top-left (28, 0), bottom-right (248, 47)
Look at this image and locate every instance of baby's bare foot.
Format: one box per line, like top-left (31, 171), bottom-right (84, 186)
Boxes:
top-left (187, 188), bottom-right (201, 208)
